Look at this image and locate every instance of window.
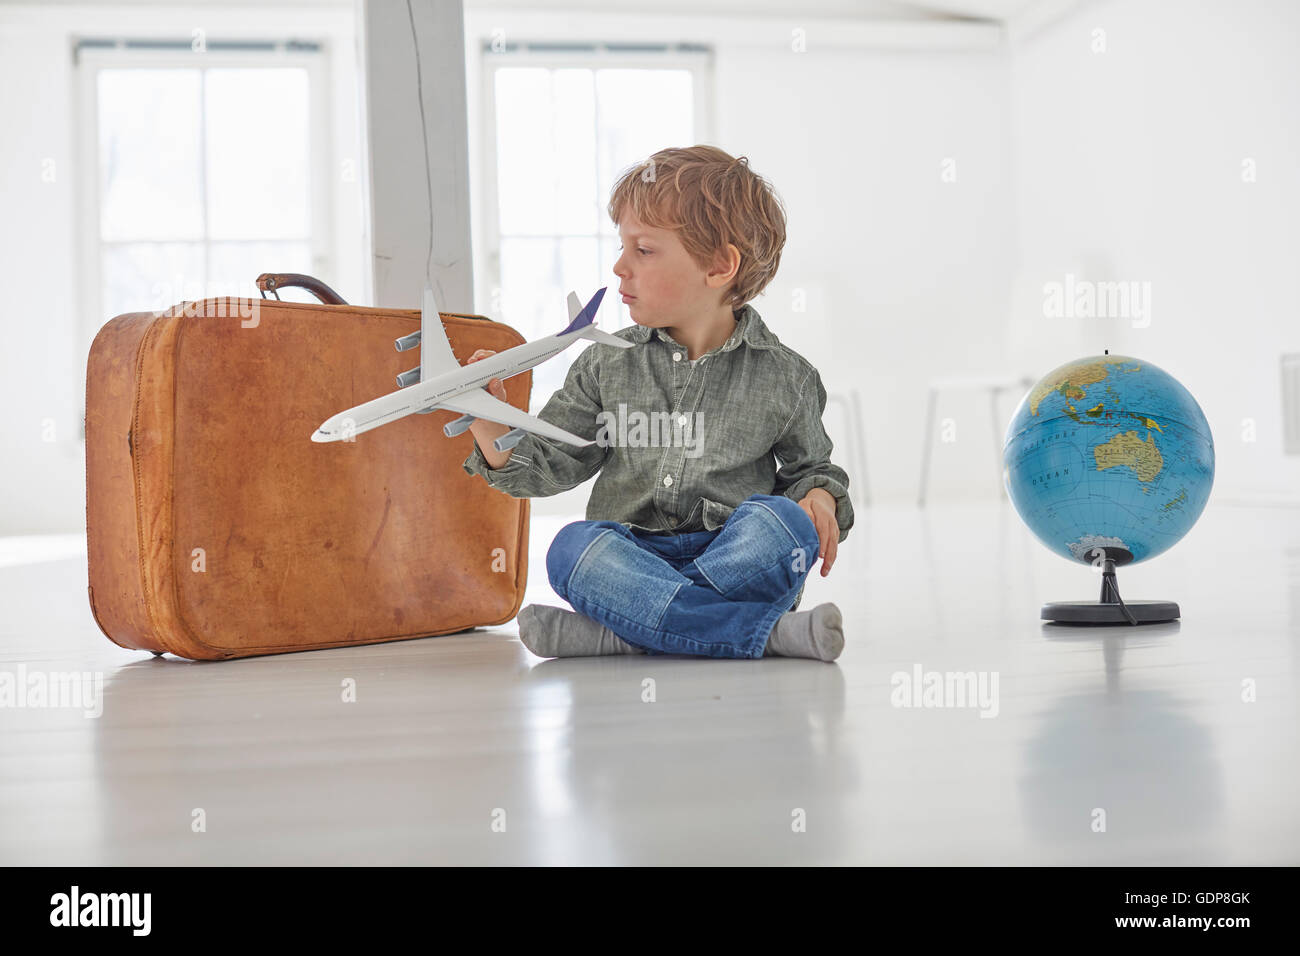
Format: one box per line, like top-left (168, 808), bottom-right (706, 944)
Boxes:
top-left (77, 42), bottom-right (329, 341)
top-left (482, 43), bottom-right (712, 404)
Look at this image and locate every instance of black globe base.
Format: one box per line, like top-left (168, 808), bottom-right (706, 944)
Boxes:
top-left (1041, 554), bottom-right (1180, 626)
top-left (1042, 599), bottom-right (1180, 624)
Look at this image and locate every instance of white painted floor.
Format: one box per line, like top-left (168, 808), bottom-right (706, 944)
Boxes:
top-left (1, 501), bottom-right (1296, 865)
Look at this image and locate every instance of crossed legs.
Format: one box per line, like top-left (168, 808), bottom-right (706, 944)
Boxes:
top-left (524, 494), bottom-right (831, 660)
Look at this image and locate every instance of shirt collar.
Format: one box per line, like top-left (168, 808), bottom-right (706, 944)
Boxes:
top-left (619, 304), bottom-right (781, 355)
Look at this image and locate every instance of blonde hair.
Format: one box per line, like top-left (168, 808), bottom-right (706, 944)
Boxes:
top-left (607, 145), bottom-right (787, 308)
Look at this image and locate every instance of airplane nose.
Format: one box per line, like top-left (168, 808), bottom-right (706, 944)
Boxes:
top-left (312, 426), bottom-right (334, 443)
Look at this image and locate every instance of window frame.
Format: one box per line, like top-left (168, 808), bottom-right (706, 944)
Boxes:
top-left (75, 45), bottom-right (332, 364)
top-left (477, 45), bottom-right (714, 336)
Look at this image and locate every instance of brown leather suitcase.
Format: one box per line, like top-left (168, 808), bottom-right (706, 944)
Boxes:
top-left (85, 273), bottom-right (531, 660)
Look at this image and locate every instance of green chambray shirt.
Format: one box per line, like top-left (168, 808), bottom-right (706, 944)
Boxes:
top-left (461, 303), bottom-right (854, 543)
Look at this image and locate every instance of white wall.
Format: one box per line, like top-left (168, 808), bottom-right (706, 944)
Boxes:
top-left (719, 42), bottom-right (1017, 506)
top-left (1006, 0), bottom-right (1300, 505)
top-left (0, 1), bottom-right (363, 535)
top-left (0, 11), bottom-right (84, 536)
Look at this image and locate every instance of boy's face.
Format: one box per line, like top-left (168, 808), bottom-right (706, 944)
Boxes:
top-left (612, 214), bottom-right (735, 328)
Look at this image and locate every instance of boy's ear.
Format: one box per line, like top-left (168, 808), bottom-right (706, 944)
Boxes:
top-left (706, 242), bottom-right (741, 289)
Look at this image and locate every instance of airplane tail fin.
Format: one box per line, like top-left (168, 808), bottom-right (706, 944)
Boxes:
top-left (558, 287), bottom-right (606, 335)
top-left (579, 325), bottom-right (635, 348)
top-left (558, 287), bottom-right (631, 347)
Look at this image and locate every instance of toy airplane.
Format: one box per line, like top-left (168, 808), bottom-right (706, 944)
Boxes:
top-left (311, 286), bottom-right (633, 451)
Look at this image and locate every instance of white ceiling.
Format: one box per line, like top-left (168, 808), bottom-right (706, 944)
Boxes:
top-left (885, 0), bottom-right (1043, 21)
top-left (458, 0), bottom-right (1037, 21)
top-left (0, 0), bottom-right (1084, 43)
top-left (0, 0), bottom-right (1066, 23)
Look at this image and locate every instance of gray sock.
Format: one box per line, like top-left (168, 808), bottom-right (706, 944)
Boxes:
top-left (762, 603), bottom-right (845, 662)
top-left (517, 604), bottom-right (648, 658)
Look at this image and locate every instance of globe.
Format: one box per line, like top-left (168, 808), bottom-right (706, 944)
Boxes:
top-left (1003, 354), bottom-right (1214, 569)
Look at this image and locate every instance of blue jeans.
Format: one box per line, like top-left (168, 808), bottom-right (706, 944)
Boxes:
top-left (545, 493), bottom-right (821, 659)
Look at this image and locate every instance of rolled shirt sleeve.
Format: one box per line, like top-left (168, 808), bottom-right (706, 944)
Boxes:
top-left (771, 366), bottom-right (855, 543)
top-left (461, 344), bottom-right (608, 498)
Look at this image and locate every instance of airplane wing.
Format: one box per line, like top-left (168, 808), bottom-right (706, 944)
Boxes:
top-left (420, 286), bottom-right (461, 381)
top-left (436, 389), bottom-right (594, 447)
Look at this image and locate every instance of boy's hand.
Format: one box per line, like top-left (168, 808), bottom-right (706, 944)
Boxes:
top-left (465, 348), bottom-right (507, 401)
top-left (463, 349), bottom-right (512, 468)
top-left (798, 487), bottom-right (838, 576)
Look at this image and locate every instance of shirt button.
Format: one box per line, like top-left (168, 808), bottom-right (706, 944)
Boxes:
top-left (673, 352), bottom-right (682, 362)
top-left (677, 415), bottom-right (687, 426)
top-left (663, 474), bottom-right (673, 486)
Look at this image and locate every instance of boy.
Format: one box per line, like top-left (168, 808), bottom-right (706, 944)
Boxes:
top-left (462, 145), bottom-right (853, 661)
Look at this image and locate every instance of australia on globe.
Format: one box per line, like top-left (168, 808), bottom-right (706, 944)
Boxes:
top-left (1003, 354), bottom-right (1214, 567)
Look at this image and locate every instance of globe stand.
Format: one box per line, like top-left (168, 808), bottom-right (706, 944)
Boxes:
top-left (1041, 549), bottom-right (1180, 625)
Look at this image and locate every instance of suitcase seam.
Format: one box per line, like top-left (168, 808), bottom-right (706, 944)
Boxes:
top-left (85, 320), bottom-right (124, 649)
top-left (138, 309), bottom-right (228, 660)
top-left (167, 310), bottom-right (234, 659)
top-left (87, 313), bottom-right (171, 656)
top-left (131, 317), bottom-right (169, 656)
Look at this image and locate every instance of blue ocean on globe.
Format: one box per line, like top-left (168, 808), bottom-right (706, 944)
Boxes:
top-left (1002, 354), bottom-right (1215, 566)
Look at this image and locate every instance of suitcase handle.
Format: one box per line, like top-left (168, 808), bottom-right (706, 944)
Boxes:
top-left (255, 273), bottom-right (348, 305)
